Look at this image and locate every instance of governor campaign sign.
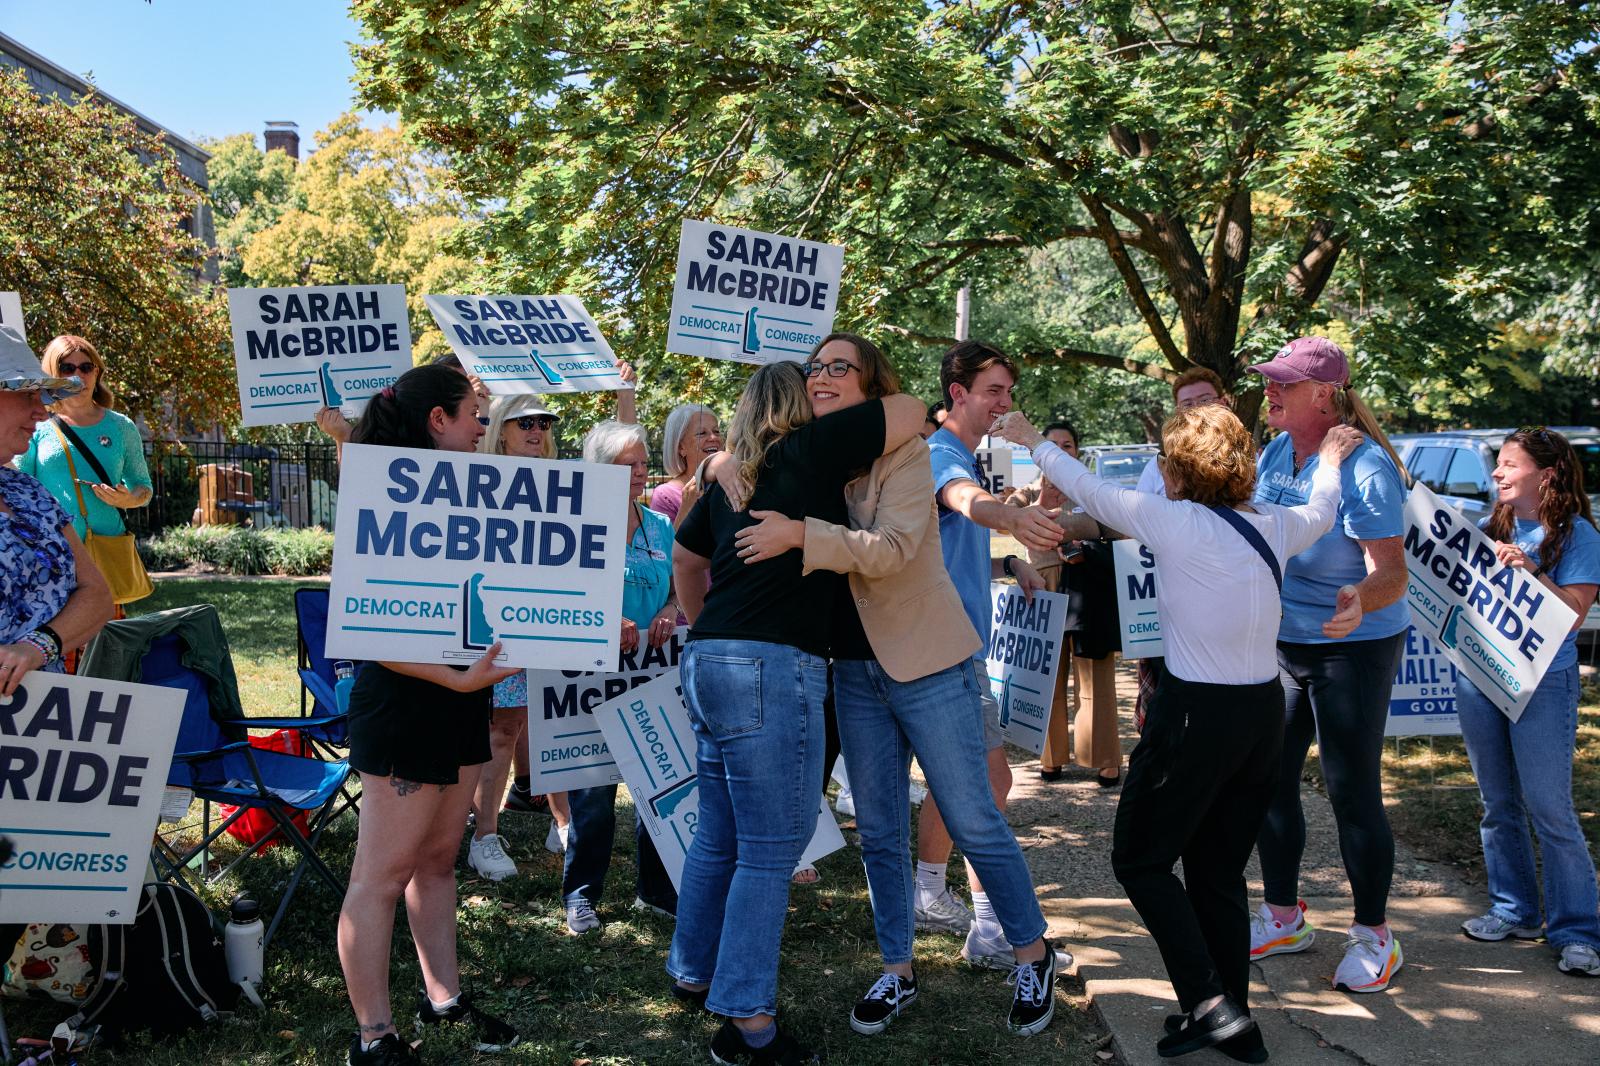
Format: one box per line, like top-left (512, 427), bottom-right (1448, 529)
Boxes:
top-left (1386, 626), bottom-right (1460, 737)
top-left (667, 220), bottom-right (845, 364)
top-left (0, 672), bottom-right (183, 924)
top-left (985, 584), bottom-right (1070, 755)
top-left (1113, 540), bottom-right (1165, 658)
top-left (594, 670), bottom-right (846, 890)
top-left (423, 294), bottom-right (626, 396)
top-left (228, 284), bottom-right (411, 427)
top-left (524, 628), bottom-right (687, 792)
top-left (1402, 482), bottom-right (1577, 721)
top-left (0, 291), bottom-right (24, 339)
top-left (326, 444), bottom-right (629, 671)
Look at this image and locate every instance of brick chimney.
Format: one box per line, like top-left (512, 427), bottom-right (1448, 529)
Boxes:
top-left (264, 121), bottom-right (300, 160)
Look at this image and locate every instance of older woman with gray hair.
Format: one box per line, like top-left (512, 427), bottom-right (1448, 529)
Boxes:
top-left (650, 402), bottom-right (722, 524)
top-left (559, 420), bottom-right (682, 933)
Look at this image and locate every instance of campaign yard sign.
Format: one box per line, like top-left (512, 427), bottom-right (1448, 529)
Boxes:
top-left (985, 584), bottom-right (1070, 755)
top-left (594, 670), bottom-right (846, 890)
top-left (326, 444), bottom-right (629, 671)
top-left (227, 284), bottom-right (411, 427)
top-left (423, 295), bottom-right (626, 396)
top-left (0, 672), bottom-right (183, 924)
top-left (1401, 482), bottom-right (1577, 721)
top-left (1386, 625), bottom-right (1460, 737)
top-left (524, 628), bottom-right (687, 792)
top-left (979, 436), bottom-right (1039, 490)
top-left (0, 291), bottom-right (24, 340)
top-left (975, 447), bottom-right (1015, 497)
top-left (667, 220), bottom-right (845, 365)
top-left (1112, 540), bottom-right (1165, 658)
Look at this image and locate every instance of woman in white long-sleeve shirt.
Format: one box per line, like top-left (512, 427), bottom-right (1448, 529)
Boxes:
top-left (993, 406), bottom-right (1361, 1064)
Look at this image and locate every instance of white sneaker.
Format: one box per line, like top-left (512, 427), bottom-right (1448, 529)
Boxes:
top-left (467, 833), bottom-right (518, 881)
top-left (1461, 912), bottom-right (1541, 942)
top-left (545, 820), bottom-right (569, 855)
top-left (566, 898), bottom-right (600, 934)
top-left (914, 888), bottom-right (974, 934)
top-left (961, 924), bottom-right (1015, 970)
top-left (1249, 899), bottom-right (1315, 959)
top-left (834, 785), bottom-right (856, 818)
top-left (1557, 943), bottom-right (1600, 977)
top-left (908, 782), bottom-right (928, 806)
top-left (1333, 926), bottom-right (1403, 993)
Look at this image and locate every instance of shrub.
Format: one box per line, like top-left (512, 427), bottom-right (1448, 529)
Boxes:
top-left (140, 525), bottom-right (334, 576)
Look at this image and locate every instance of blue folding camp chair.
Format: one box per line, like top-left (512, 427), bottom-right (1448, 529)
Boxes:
top-left (295, 587), bottom-right (351, 753)
top-left (80, 606), bottom-right (352, 949)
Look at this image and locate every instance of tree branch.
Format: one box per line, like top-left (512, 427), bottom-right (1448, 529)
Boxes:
top-left (1081, 193), bottom-right (1190, 370)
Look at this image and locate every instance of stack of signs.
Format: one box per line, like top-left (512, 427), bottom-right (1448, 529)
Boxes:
top-left (984, 583), bottom-right (1070, 755)
top-left (1401, 483), bottom-right (1576, 721)
top-left (593, 670), bottom-right (846, 890)
top-left (1112, 541), bottom-right (1164, 658)
top-left (0, 673), bottom-right (183, 924)
top-left (227, 284), bottom-right (412, 426)
top-left (325, 444), bottom-right (629, 671)
top-left (0, 291), bottom-right (24, 339)
top-left (423, 295), bottom-right (627, 395)
top-left (1386, 626), bottom-right (1459, 736)
top-left (524, 628), bottom-right (688, 792)
top-left (974, 446), bottom-right (1014, 497)
top-left (667, 220), bottom-right (844, 364)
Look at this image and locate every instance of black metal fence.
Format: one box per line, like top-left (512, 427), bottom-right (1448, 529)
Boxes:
top-left (128, 440), bottom-right (341, 538)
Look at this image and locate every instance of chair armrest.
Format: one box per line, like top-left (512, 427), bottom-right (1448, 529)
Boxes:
top-left (172, 741), bottom-right (250, 764)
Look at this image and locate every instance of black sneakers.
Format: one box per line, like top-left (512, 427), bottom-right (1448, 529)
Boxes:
top-left (347, 1033), bottom-right (421, 1065)
top-left (415, 990), bottom-right (521, 1052)
top-left (1157, 998), bottom-right (1256, 1058)
top-left (501, 781), bottom-right (544, 813)
top-left (707, 1020), bottom-right (820, 1064)
top-left (850, 971), bottom-right (919, 1035)
top-left (1007, 942), bottom-right (1058, 1036)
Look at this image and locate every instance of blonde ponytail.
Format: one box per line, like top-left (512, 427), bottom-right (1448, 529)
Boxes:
top-left (1332, 386), bottom-right (1410, 487)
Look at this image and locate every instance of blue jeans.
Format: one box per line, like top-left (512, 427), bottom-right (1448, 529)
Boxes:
top-left (666, 640), bottom-right (828, 1018)
top-left (834, 657), bottom-right (1047, 964)
top-left (1456, 665), bottom-right (1600, 948)
top-left (562, 784), bottom-right (677, 911)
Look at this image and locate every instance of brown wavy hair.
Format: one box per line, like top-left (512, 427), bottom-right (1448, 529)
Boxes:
top-left (41, 335), bottom-right (115, 408)
top-left (722, 361), bottom-right (812, 512)
top-left (1160, 405), bottom-right (1257, 507)
top-left (1484, 427), bottom-right (1595, 577)
top-left (810, 332), bottom-right (900, 399)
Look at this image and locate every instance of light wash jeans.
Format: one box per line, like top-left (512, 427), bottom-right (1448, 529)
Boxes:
top-left (665, 640), bottom-right (828, 1018)
top-left (1456, 665), bottom-right (1600, 948)
top-left (833, 657), bottom-right (1047, 964)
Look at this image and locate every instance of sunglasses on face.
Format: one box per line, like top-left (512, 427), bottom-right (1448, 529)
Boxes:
top-left (57, 362), bottom-right (97, 376)
top-left (801, 360), bottom-right (861, 378)
top-left (514, 415), bottom-right (556, 431)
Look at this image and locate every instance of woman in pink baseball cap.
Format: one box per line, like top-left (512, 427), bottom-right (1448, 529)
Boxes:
top-left (1245, 336), bottom-right (1415, 996)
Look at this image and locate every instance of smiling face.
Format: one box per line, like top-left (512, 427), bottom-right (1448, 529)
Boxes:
top-left (614, 440), bottom-right (650, 499)
top-left (950, 364), bottom-right (1015, 433)
top-left (1492, 440), bottom-right (1549, 515)
top-left (807, 338), bottom-right (868, 418)
top-left (1, 389), bottom-right (48, 462)
top-left (679, 411), bottom-right (722, 467)
top-left (502, 415), bottom-right (553, 459)
top-left (430, 393), bottom-right (485, 453)
top-left (1044, 427), bottom-right (1078, 458)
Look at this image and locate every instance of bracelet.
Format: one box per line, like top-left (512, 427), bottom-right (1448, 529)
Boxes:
top-left (19, 632), bottom-right (58, 667)
top-left (1002, 555), bottom-right (1018, 578)
top-left (36, 624), bottom-right (63, 658)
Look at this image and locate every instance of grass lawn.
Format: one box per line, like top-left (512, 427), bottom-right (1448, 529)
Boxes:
top-left (3, 577), bottom-right (1111, 1065)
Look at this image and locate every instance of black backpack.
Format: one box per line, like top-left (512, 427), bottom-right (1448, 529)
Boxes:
top-left (53, 883), bottom-right (239, 1050)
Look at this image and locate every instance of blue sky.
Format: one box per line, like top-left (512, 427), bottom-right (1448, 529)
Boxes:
top-left (3, 1), bottom-right (378, 149)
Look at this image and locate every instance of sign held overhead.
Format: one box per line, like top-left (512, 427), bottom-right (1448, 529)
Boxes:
top-left (424, 294), bottom-right (626, 396)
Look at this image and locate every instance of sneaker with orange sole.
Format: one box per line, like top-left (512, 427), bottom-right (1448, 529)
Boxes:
top-left (1333, 926), bottom-right (1403, 993)
top-left (1250, 899), bottom-right (1315, 959)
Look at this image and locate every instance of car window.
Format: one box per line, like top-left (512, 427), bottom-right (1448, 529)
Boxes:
top-left (1444, 448), bottom-right (1489, 501)
top-left (1408, 446), bottom-right (1451, 493)
top-left (1097, 453), bottom-right (1152, 484)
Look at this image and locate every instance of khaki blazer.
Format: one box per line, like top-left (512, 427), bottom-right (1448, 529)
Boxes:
top-left (801, 437), bottom-right (982, 682)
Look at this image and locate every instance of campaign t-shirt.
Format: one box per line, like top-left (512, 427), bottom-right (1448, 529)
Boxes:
top-left (1481, 515), bottom-right (1600, 672)
top-left (676, 401), bottom-right (887, 659)
top-left (1254, 433), bottom-right (1410, 643)
top-left (926, 427), bottom-right (992, 644)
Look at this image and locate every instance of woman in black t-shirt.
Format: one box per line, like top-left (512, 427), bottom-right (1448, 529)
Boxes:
top-left (665, 360), bottom-right (925, 1063)
top-left (338, 364), bottom-right (523, 1066)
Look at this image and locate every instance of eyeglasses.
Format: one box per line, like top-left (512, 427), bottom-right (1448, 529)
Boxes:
top-left (514, 415), bottom-right (556, 431)
top-left (801, 360), bottom-right (861, 379)
top-left (57, 361), bottom-right (97, 376)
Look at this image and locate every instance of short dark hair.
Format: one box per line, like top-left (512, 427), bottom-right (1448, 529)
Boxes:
top-left (939, 340), bottom-right (1016, 408)
top-left (351, 363), bottom-right (473, 450)
top-left (1042, 421), bottom-right (1079, 448)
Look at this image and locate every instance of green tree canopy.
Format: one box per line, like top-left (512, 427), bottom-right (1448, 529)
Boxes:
top-left (0, 69), bottom-right (232, 434)
top-left (352, 0), bottom-right (1600, 429)
top-left (203, 131), bottom-right (302, 288)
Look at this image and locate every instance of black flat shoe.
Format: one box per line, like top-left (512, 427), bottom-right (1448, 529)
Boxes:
top-left (1097, 771), bottom-right (1121, 788)
top-left (1165, 1015), bottom-right (1268, 1063)
top-left (1039, 766), bottom-right (1065, 781)
top-left (1157, 999), bottom-right (1256, 1058)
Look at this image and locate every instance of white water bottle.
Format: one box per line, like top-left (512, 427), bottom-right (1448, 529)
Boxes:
top-left (225, 895), bottom-right (265, 1007)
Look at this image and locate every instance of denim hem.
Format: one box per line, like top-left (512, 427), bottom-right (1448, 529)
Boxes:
top-left (704, 1001), bottom-right (778, 1021)
top-left (1547, 935), bottom-right (1600, 951)
top-left (1000, 921), bottom-right (1049, 953)
top-left (664, 964), bottom-right (713, 987)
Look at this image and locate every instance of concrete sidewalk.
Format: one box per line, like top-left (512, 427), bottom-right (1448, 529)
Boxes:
top-left (998, 669), bottom-right (1600, 1066)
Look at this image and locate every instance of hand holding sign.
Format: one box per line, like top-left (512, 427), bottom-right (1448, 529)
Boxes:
top-left (1324, 584), bottom-right (1364, 640)
top-left (1493, 541), bottom-right (1536, 572)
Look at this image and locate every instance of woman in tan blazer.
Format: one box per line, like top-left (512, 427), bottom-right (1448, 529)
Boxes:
top-left (733, 333), bottom-right (1062, 1039)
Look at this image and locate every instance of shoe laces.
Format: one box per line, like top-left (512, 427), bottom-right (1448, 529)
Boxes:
top-left (1564, 944), bottom-right (1599, 968)
top-left (1342, 927), bottom-right (1384, 958)
top-left (1007, 958), bottom-right (1046, 1006)
top-left (568, 898), bottom-right (596, 921)
top-left (477, 835), bottom-right (509, 861)
top-left (1249, 909), bottom-right (1268, 937)
top-left (863, 972), bottom-right (905, 1002)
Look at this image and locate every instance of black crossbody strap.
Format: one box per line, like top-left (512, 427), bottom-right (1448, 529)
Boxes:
top-left (1209, 505), bottom-right (1282, 592)
top-left (51, 415), bottom-right (117, 486)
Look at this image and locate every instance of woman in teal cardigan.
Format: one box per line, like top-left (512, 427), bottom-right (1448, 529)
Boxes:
top-left (18, 335), bottom-right (152, 541)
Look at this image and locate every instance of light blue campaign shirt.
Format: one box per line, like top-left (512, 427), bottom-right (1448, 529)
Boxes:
top-left (1486, 515), bottom-right (1600, 673)
top-left (926, 427), bottom-right (992, 644)
top-left (1254, 433), bottom-right (1410, 644)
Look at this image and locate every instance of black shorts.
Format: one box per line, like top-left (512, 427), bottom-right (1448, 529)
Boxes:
top-left (346, 663), bottom-right (492, 786)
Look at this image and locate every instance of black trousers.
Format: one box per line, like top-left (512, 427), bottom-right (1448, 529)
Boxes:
top-left (1111, 671), bottom-right (1285, 1012)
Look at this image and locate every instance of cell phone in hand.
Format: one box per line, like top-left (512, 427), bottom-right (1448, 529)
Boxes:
top-left (1060, 544), bottom-right (1084, 563)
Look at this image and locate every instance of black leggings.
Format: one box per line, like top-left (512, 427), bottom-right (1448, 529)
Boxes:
top-left (1257, 633), bottom-right (1406, 928)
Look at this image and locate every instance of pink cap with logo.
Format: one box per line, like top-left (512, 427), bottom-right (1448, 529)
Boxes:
top-left (1249, 336), bottom-right (1350, 387)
